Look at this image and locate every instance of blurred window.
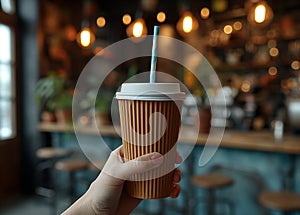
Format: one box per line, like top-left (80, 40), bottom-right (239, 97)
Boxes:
top-left (0, 0), bottom-right (15, 14)
top-left (0, 3), bottom-right (16, 140)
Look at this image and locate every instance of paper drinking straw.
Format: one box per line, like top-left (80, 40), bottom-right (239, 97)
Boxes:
top-left (150, 26), bottom-right (160, 83)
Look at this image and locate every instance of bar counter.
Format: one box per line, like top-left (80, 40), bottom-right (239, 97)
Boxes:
top-left (37, 122), bottom-right (300, 214)
top-left (38, 122), bottom-right (300, 154)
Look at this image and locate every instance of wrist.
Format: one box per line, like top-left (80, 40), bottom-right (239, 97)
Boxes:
top-left (61, 193), bottom-right (97, 215)
top-left (85, 180), bottom-right (119, 215)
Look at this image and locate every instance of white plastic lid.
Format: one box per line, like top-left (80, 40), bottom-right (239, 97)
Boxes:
top-left (116, 83), bottom-right (185, 101)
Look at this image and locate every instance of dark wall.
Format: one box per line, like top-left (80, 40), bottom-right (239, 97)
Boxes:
top-left (18, 0), bottom-right (42, 194)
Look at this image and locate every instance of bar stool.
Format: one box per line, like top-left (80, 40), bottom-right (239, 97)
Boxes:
top-left (54, 159), bottom-right (90, 203)
top-left (191, 173), bottom-right (234, 215)
top-left (36, 147), bottom-right (71, 160)
top-left (35, 147), bottom-right (72, 215)
top-left (35, 147), bottom-right (72, 196)
top-left (259, 190), bottom-right (300, 215)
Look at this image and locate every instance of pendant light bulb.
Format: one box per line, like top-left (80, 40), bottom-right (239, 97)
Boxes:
top-left (176, 11), bottom-right (199, 36)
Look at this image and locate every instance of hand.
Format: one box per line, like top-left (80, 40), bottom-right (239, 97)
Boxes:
top-left (62, 146), bottom-right (182, 215)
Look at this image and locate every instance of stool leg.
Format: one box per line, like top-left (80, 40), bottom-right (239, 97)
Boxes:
top-left (221, 200), bottom-right (234, 215)
top-left (228, 201), bottom-right (235, 215)
top-left (69, 172), bottom-right (76, 203)
top-left (51, 165), bottom-right (57, 215)
top-left (206, 189), bottom-right (215, 215)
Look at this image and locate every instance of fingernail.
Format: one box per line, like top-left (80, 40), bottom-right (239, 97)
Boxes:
top-left (174, 173), bottom-right (180, 182)
top-left (170, 188), bottom-right (179, 198)
top-left (151, 153), bottom-right (163, 164)
top-left (151, 153), bottom-right (162, 160)
top-left (176, 156), bottom-right (183, 164)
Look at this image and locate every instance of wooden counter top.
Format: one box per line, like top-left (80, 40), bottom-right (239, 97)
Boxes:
top-left (38, 123), bottom-right (300, 154)
top-left (180, 127), bottom-right (300, 154)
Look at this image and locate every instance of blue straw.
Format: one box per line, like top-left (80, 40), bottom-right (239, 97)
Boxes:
top-left (150, 26), bottom-right (160, 83)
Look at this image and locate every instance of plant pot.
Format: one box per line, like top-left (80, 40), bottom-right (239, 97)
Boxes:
top-left (198, 107), bottom-right (211, 134)
top-left (95, 112), bottom-right (110, 126)
top-left (55, 109), bottom-right (72, 124)
top-left (41, 111), bottom-right (56, 123)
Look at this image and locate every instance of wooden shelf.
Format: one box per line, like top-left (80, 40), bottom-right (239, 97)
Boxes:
top-left (213, 58), bottom-right (296, 73)
top-left (211, 39), bottom-right (248, 49)
top-left (212, 8), bottom-right (247, 22)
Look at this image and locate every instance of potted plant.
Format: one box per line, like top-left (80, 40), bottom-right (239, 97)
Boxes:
top-left (78, 88), bottom-right (113, 126)
top-left (94, 90), bottom-right (113, 126)
top-left (196, 89), bottom-right (211, 134)
top-left (35, 71), bottom-right (65, 122)
top-left (184, 78), bottom-right (211, 134)
top-left (48, 89), bottom-right (73, 124)
top-left (35, 71), bottom-right (73, 124)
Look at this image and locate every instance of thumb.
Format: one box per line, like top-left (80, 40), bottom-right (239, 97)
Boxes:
top-left (101, 149), bottom-right (163, 181)
top-left (122, 152), bottom-right (163, 176)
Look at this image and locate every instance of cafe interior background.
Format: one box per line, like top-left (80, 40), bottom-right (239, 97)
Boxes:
top-left (1, 0), bottom-right (300, 214)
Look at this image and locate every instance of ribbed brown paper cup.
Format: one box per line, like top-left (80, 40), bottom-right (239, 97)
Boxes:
top-left (116, 83), bottom-right (185, 199)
